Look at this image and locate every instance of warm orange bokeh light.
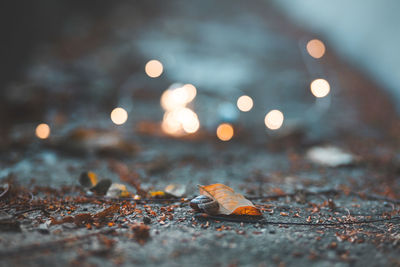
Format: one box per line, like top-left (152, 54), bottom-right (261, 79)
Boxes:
top-left (264, 110), bottom-right (284, 130)
top-left (237, 95), bottom-right (253, 112)
top-left (306, 39), bottom-right (326, 59)
top-left (216, 123), bottom-right (234, 141)
top-left (35, 123), bottom-right (50, 139)
top-left (145, 60), bottom-right (163, 78)
top-left (111, 107), bottom-right (128, 125)
top-left (310, 79), bottom-right (330, 98)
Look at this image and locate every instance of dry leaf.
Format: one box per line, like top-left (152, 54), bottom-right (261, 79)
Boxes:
top-left (198, 184), bottom-right (261, 216)
top-left (79, 171), bottom-right (98, 188)
top-left (149, 191), bottom-right (166, 198)
top-left (106, 183), bottom-right (131, 198)
top-left (90, 179), bottom-right (112, 195)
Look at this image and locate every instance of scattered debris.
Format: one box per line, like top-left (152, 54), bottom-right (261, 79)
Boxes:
top-left (131, 223), bottom-right (150, 245)
top-left (51, 205), bottom-right (120, 228)
top-left (109, 160), bottom-right (147, 197)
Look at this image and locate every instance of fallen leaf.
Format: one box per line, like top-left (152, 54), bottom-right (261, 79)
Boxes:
top-left (198, 184), bottom-right (261, 216)
top-left (149, 191), bottom-right (166, 198)
top-left (90, 179), bottom-right (112, 195)
top-left (79, 171), bottom-right (98, 188)
top-left (106, 183), bottom-right (131, 198)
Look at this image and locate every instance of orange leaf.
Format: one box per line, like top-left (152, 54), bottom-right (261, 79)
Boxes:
top-left (198, 184), bottom-right (262, 216)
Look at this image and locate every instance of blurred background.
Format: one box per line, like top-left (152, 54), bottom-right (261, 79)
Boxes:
top-left (0, 0), bottom-right (399, 183)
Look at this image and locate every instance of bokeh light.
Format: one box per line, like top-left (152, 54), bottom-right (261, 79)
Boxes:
top-left (161, 87), bottom-right (187, 111)
top-left (306, 39), bottom-right (326, 59)
top-left (160, 83), bottom-right (200, 136)
top-left (216, 123), bottom-right (234, 141)
top-left (35, 123), bottom-right (50, 139)
top-left (178, 108), bottom-right (200, 134)
top-left (111, 107), bottom-right (128, 125)
top-left (183, 84), bottom-right (197, 103)
top-left (145, 59), bottom-right (163, 78)
top-left (264, 110), bottom-right (284, 130)
top-left (310, 79), bottom-right (330, 98)
top-left (237, 95), bottom-right (254, 112)
top-left (161, 107), bottom-right (200, 136)
top-left (162, 111), bottom-right (182, 136)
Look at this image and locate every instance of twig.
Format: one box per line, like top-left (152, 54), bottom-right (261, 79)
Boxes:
top-left (0, 183), bottom-right (9, 198)
top-left (13, 207), bottom-right (47, 216)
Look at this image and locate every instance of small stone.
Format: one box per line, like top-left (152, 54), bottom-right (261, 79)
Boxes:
top-left (143, 216), bottom-right (151, 224)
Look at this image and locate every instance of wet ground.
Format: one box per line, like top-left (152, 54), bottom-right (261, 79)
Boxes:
top-left (1, 1), bottom-right (400, 266)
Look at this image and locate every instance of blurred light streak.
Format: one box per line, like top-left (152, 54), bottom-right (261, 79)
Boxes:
top-left (111, 107), bottom-right (128, 125)
top-left (264, 110), bottom-right (284, 130)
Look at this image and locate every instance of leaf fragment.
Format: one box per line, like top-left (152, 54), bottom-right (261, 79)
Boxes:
top-left (198, 184), bottom-right (261, 216)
